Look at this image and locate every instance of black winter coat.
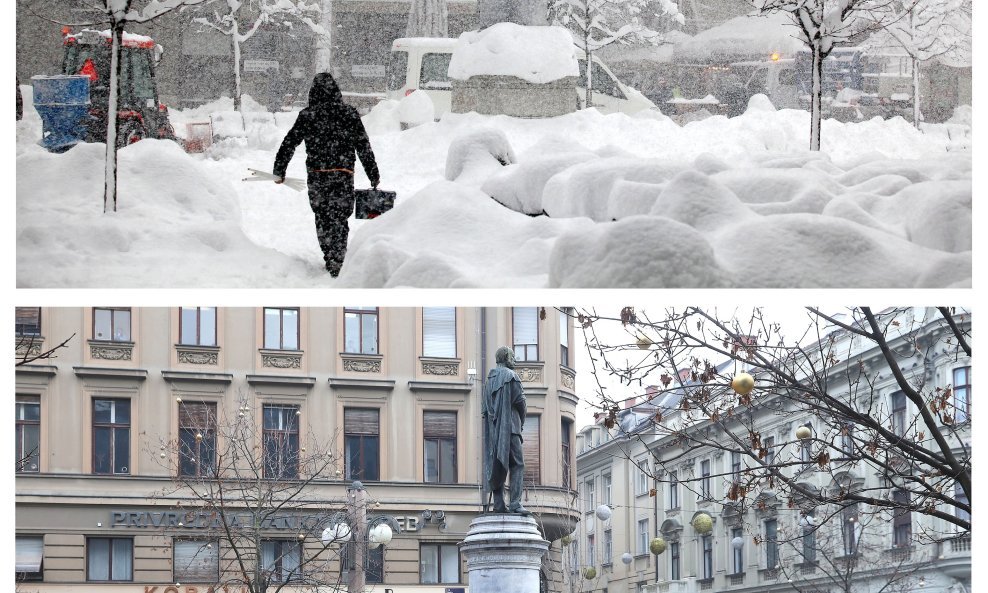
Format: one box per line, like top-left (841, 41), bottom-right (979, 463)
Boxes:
top-left (273, 73), bottom-right (380, 185)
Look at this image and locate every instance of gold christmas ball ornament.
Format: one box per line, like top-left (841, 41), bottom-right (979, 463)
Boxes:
top-left (692, 513), bottom-right (714, 534)
top-left (636, 334), bottom-right (652, 349)
top-left (582, 567), bottom-right (597, 580)
top-left (650, 537), bottom-right (667, 555)
top-left (195, 433), bottom-right (203, 442)
top-left (731, 372), bottom-right (755, 396)
top-left (561, 534), bottom-right (573, 546)
top-left (796, 425), bottom-right (813, 440)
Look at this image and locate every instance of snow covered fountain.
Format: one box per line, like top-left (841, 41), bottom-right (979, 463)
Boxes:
top-left (448, 23), bottom-right (579, 118)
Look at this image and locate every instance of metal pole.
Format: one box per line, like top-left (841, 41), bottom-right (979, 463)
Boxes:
top-left (348, 484), bottom-right (367, 592)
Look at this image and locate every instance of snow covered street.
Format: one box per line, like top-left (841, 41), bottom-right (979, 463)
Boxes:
top-left (16, 89), bottom-right (971, 288)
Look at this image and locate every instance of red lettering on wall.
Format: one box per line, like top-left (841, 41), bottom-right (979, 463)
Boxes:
top-left (164, 587), bottom-right (180, 593)
top-left (144, 588), bottom-right (159, 593)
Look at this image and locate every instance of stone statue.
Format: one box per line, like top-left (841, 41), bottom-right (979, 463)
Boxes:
top-left (482, 346), bottom-right (529, 514)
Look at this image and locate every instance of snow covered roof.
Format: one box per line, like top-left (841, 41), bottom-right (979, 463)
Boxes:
top-left (448, 23), bottom-right (579, 83)
top-left (64, 29), bottom-right (157, 49)
top-left (392, 37), bottom-right (460, 50)
top-left (672, 12), bottom-right (802, 63)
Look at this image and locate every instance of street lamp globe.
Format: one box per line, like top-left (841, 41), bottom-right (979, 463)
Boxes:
top-left (322, 523), bottom-right (352, 545)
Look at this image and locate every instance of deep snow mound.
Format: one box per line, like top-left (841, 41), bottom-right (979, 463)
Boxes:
top-left (445, 127), bottom-right (516, 185)
top-left (17, 139), bottom-right (313, 287)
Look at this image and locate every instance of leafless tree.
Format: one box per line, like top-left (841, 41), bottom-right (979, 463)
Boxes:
top-left (148, 393), bottom-right (360, 593)
top-left (576, 306), bottom-right (971, 555)
top-left (16, 333), bottom-right (75, 367)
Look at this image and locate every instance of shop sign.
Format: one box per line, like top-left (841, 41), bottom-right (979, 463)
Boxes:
top-left (144, 587), bottom-right (247, 593)
top-left (351, 64), bottom-right (385, 78)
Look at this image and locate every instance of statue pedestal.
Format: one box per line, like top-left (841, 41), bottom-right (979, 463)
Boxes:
top-left (460, 514), bottom-right (549, 593)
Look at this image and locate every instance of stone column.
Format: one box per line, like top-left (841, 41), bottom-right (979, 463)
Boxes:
top-left (460, 514), bottom-right (550, 593)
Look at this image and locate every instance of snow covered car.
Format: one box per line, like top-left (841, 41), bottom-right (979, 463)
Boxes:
top-left (386, 37), bottom-right (657, 117)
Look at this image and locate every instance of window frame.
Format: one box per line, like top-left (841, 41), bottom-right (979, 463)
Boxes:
top-left (637, 519), bottom-right (649, 556)
top-left (636, 458), bottom-right (649, 495)
top-left (841, 504), bottom-right (859, 556)
top-left (559, 308), bottom-right (570, 367)
top-left (561, 418), bottom-right (573, 490)
top-left (603, 529), bottom-right (613, 564)
top-left (15, 307), bottom-right (42, 336)
top-left (891, 391), bottom-right (907, 436)
top-left (15, 535), bottom-right (44, 582)
top-left (764, 519), bottom-right (778, 568)
top-left (261, 539), bottom-right (303, 583)
top-left (670, 541), bottom-right (680, 580)
top-left (522, 413), bottom-right (541, 484)
top-left (179, 307), bottom-right (217, 347)
top-left (179, 402), bottom-right (217, 478)
top-left (419, 542), bottom-right (460, 584)
top-left (701, 534), bottom-right (713, 579)
top-left (16, 396), bottom-right (41, 473)
top-left (262, 404), bottom-right (300, 480)
top-left (92, 398), bottom-right (131, 475)
top-left (763, 436), bottom-right (776, 467)
top-left (345, 407), bottom-right (380, 481)
top-left (668, 471), bottom-right (679, 510)
top-left (263, 307), bottom-right (300, 351)
top-left (731, 527), bottom-right (743, 574)
top-left (172, 538), bottom-right (220, 583)
top-left (953, 366), bottom-right (970, 423)
top-left (511, 307), bottom-right (539, 362)
top-left (86, 536), bottom-right (133, 582)
top-left (93, 307), bottom-right (132, 342)
top-left (344, 307), bottom-right (380, 355)
top-left (423, 410), bottom-right (457, 484)
top-left (892, 489), bottom-right (911, 547)
top-left (700, 459), bottom-right (711, 499)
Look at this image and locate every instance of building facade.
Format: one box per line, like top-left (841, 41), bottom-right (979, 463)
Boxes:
top-left (14, 306), bottom-right (580, 592)
top-left (573, 308), bottom-right (971, 593)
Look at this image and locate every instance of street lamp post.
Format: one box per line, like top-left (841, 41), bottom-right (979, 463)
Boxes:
top-left (342, 481), bottom-right (401, 593)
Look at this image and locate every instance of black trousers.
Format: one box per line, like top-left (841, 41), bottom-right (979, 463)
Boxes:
top-left (307, 171), bottom-right (355, 273)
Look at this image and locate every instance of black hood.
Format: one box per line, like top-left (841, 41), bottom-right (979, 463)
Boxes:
top-left (308, 73), bottom-right (345, 108)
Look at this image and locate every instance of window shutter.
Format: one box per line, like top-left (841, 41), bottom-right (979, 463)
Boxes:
top-left (522, 414), bottom-right (540, 484)
top-left (174, 540), bottom-right (218, 582)
top-left (423, 308), bottom-right (456, 358)
top-left (513, 308), bottom-right (538, 345)
top-left (15, 308), bottom-right (41, 333)
top-left (424, 411), bottom-right (457, 439)
top-left (345, 408), bottom-right (380, 435)
top-left (15, 537), bottom-right (43, 572)
top-left (179, 403), bottom-right (216, 430)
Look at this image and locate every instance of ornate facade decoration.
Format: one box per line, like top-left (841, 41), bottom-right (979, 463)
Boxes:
top-left (422, 359), bottom-right (460, 376)
top-left (261, 352), bottom-right (302, 369)
top-left (342, 356), bottom-right (382, 373)
top-left (89, 341), bottom-right (134, 361)
top-left (177, 347), bottom-right (219, 366)
top-left (560, 367), bottom-right (576, 390)
top-left (15, 337), bottom-right (43, 357)
top-left (515, 363), bottom-right (544, 383)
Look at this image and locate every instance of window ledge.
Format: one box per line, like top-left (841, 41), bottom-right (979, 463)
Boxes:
top-left (259, 348), bottom-right (304, 370)
top-left (162, 370), bottom-right (233, 384)
top-left (73, 366), bottom-right (148, 380)
top-left (419, 356), bottom-right (461, 377)
top-left (246, 374), bottom-right (316, 388)
top-left (341, 352), bottom-right (383, 373)
top-left (408, 380), bottom-right (472, 393)
top-left (175, 344), bottom-right (221, 366)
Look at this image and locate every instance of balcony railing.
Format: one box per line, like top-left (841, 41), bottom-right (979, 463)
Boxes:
top-left (950, 534), bottom-right (971, 552)
top-left (642, 580), bottom-right (693, 593)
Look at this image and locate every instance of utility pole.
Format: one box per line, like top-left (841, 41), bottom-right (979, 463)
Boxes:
top-left (348, 482), bottom-right (367, 592)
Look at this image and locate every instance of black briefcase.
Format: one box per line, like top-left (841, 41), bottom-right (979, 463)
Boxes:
top-left (354, 188), bottom-right (396, 219)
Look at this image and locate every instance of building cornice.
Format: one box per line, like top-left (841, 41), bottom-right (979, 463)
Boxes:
top-left (328, 377), bottom-right (396, 391)
top-left (162, 370), bottom-right (234, 384)
top-left (15, 364), bottom-right (58, 377)
top-left (408, 380), bottom-right (473, 393)
top-left (73, 366), bottom-right (148, 380)
top-left (246, 374), bottom-right (317, 388)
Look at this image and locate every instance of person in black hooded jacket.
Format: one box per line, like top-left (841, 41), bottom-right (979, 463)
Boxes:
top-left (273, 73), bottom-right (381, 276)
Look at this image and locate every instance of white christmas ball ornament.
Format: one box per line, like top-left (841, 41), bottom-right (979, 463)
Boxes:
top-left (595, 505), bottom-right (612, 521)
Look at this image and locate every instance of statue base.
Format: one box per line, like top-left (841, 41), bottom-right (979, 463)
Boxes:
top-left (460, 514), bottom-right (550, 593)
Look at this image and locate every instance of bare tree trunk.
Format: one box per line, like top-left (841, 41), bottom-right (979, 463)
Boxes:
top-left (104, 22), bottom-right (124, 212)
top-left (810, 42), bottom-right (823, 151)
top-left (232, 21), bottom-right (243, 111)
top-left (313, 0), bottom-right (334, 72)
top-left (912, 56), bottom-right (921, 127)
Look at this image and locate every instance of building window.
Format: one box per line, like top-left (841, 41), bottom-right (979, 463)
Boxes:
top-left (344, 307), bottom-right (379, 354)
top-left (561, 419), bottom-right (573, 490)
top-left (670, 542), bottom-right (680, 580)
top-left (423, 411), bottom-right (456, 484)
top-left (842, 504), bottom-right (859, 556)
top-left (586, 534), bottom-right (595, 565)
top-left (700, 459), bottom-right (711, 499)
top-left (638, 519), bottom-right (649, 555)
top-left (263, 307), bottom-right (299, 350)
top-left (93, 399), bottom-right (130, 475)
top-left (15, 307), bottom-right (42, 336)
top-left (87, 537), bottom-right (132, 581)
top-left (173, 539), bottom-right (219, 582)
top-left (262, 540), bottom-right (302, 583)
top-left (15, 536), bottom-right (44, 581)
top-left (422, 307), bottom-right (456, 358)
top-left (345, 408), bottom-right (380, 481)
top-left (668, 471), bottom-right (679, 509)
top-left (522, 414), bottom-right (541, 484)
top-left (731, 451), bottom-right (742, 482)
top-left (512, 307), bottom-right (539, 362)
top-left (701, 534), bottom-right (713, 579)
top-left (559, 308), bottom-right (570, 367)
top-left (765, 519), bottom-right (778, 568)
top-left (343, 542), bottom-right (383, 584)
top-left (731, 527), bottom-right (743, 574)
top-left (420, 543), bottom-right (459, 584)
top-left (179, 307), bottom-right (217, 346)
top-left (955, 482), bottom-right (970, 523)
top-left (953, 366), bottom-right (970, 423)
top-left (16, 396), bottom-right (41, 473)
top-left (891, 391), bottom-right (907, 436)
top-left (802, 522), bottom-right (817, 563)
top-left (603, 529), bottom-right (613, 563)
top-left (179, 402), bottom-right (217, 478)
top-left (841, 425), bottom-right (854, 456)
top-left (603, 474), bottom-right (612, 506)
top-left (637, 459), bottom-right (649, 495)
top-left (93, 307), bottom-right (131, 342)
top-left (892, 489), bottom-right (911, 547)
top-left (763, 436), bottom-right (776, 467)
top-left (585, 478), bottom-right (595, 512)
top-left (262, 405), bottom-right (299, 480)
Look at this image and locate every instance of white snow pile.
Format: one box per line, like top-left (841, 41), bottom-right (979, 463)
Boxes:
top-left (448, 23), bottom-right (579, 83)
top-left (16, 83), bottom-right (972, 288)
top-left (672, 11), bottom-right (802, 62)
top-left (16, 138), bottom-right (317, 287)
top-left (396, 90), bottom-right (436, 127)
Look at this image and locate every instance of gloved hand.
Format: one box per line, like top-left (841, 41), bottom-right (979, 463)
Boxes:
top-left (274, 176), bottom-right (285, 184)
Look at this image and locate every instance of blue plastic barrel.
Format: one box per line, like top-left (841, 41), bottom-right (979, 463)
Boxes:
top-left (32, 75), bottom-right (93, 152)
